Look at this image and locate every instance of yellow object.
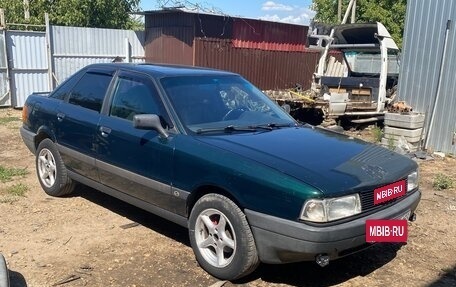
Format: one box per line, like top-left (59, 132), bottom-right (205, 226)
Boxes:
top-left (288, 90), bottom-right (315, 103)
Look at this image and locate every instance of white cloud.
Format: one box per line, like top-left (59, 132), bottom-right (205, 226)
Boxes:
top-left (259, 9), bottom-right (315, 25)
top-left (262, 1), bottom-right (293, 12)
top-left (260, 14), bottom-right (281, 22)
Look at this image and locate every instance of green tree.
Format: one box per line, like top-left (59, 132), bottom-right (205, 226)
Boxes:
top-left (0, 0), bottom-right (142, 30)
top-left (311, 0), bottom-right (407, 47)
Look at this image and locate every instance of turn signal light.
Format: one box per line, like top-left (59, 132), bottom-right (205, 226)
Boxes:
top-left (22, 106), bottom-right (28, 123)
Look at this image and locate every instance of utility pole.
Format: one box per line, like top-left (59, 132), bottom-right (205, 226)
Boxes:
top-left (23, 0), bottom-right (30, 20)
top-left (0, 9), bottom-right (5, 28)
top-left (338, 0), bottom-right (342, 23)
top-left (351, 0), bottom-right (356, 23)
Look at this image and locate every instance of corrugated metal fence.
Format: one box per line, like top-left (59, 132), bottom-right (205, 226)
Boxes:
top-left (0, 25), bottom-right (145, 108)
top-left (194, 38), bottom-right (320, 90)
top-left (52, 26), bottom-right (145, 84)
top-left (398, 0), bottom-right (456, 154)
top-left (6, 31), bottom-right (49, 108)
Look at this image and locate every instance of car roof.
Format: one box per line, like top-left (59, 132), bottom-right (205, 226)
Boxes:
top-left (85, 63), bottom-right (239, 78)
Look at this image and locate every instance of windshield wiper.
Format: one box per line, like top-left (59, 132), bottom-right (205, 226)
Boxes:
top-left (196, 123), bottom-right (295, 134)
top-left (196, 125), bottom-right (257, 134)
top-left (249, 123), bottom-right (295, 130)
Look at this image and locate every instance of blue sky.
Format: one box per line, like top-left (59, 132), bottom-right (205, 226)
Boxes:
top-left (140, 0), bottom-right (315, 25)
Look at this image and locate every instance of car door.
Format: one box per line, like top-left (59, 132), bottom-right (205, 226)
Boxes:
top-left (96, 70), bottom-right (177, 210)
top-left (55, 67), bottom-right (115, 181)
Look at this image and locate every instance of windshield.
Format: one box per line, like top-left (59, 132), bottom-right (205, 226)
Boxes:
top-left (344, 49), bottom-right (400, 74)
top-left (161, 75), bottom-right (295, 134)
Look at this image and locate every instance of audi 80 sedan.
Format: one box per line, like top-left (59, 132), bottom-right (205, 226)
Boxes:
top-left (20, 63), bottom-right (421, 280)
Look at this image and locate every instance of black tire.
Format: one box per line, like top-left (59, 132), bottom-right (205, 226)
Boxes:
top-left (35, 138), bottom-right (75, 197)
top-left (0, 254), bottom-right (9, 287)
top-left (189, 193), bottom-right (259, 280)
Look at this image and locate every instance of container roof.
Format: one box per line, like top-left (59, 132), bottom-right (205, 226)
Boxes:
top-left (137, 8), bottom-right (308, 28)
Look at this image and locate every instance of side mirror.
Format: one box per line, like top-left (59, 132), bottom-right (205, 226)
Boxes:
top-left (133, 114), bottom-right (169, 138)
top-left (282, 104), bottom-right (291, 114)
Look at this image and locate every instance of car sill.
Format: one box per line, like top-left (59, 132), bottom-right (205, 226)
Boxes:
top-left (67, 170), bottom-right (188, 227)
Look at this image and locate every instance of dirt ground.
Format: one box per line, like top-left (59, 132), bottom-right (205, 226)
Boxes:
top-left (1, 107), bottom-right (455, 287)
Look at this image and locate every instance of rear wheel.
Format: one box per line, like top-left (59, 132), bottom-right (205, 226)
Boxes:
top-left (189, 193), bottom-right (259, 280)
top-left (36, 139), bottom-right (75, 196)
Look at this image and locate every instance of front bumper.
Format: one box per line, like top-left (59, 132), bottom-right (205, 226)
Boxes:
top-left (245, 190), bottom-right (421, 264)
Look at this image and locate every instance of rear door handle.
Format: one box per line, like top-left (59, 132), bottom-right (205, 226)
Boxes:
top-left (56, 112), bottom-right (65, 122)
top-left (99, 126), bottom-right (111, 137)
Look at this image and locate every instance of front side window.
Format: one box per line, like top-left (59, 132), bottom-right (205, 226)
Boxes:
top-left (68, 71), bottom-right (113, 112)
top-left (110, 75), bottom-right (161, 121)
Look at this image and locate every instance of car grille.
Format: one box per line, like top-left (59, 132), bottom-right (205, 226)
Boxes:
top-left (359, 180), bottom-right (414, 213)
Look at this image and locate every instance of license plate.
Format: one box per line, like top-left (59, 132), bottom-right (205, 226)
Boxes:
top-left (374, 179), bottom-right (406, 205)
top-left (365, 219), bottom-right (408, 243)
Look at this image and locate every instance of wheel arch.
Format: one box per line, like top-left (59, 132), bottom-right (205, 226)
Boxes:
top-left (34, 126), bottom-right (56, 150)
top-left (186, 184), bottom-right (244, 218)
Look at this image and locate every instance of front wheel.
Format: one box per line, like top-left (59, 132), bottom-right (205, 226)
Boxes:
top-left (189, 194), bottom-right (259, 280)
top-left (36, 138), bottom-right (75, 197)
top-left (0, 254), bottom-right (9, 287)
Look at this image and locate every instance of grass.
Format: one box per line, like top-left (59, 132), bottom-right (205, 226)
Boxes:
top-left (371, 126), bottom-right (383, 143)
top-left (0, 165), bottom-right (28, 182)
top-left (387, 137), bottom-right (396, 150)
top-left (433, 173), bottom-right (454, 190)
top-left (0, 196), bottom-right (18, 204)
top-left (0, 116), bottom-right (20, 124)
top-left (5, 183), bottom-right (28, 197)
top-left (0, 183), bottom-right (28, 203)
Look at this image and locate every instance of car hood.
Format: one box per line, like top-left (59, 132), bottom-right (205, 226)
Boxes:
top-left (195, 126), bottom-right (416, 196)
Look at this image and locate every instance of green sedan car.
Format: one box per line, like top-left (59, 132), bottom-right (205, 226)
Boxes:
top-left (20, 63), bottom-right (421, 280)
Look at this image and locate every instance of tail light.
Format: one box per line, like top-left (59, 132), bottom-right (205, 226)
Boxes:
top-left (22, 105), bottom-right (28, 123)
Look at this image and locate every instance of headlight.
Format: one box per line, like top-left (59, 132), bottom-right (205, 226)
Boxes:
top-left (407, 170), bottom-right (419, 191)
top-left (300, 194), bottom-right (361, 223)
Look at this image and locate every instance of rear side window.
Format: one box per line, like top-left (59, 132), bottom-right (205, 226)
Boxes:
top-left (49, 70), bottom-right (83, 100)
top-left (69, 72), bottom-right (113, 112)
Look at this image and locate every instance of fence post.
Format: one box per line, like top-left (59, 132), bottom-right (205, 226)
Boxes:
top-left (0, 29), bottom-right (11, 107)
top-left (45, 13), bottom-right (55, 90)
top-left (125, 37), bottom-right (131, 63)
top-left (0, 9), bottom-right (12, 106)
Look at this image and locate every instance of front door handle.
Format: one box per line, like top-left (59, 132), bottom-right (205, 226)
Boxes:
top-left (99, 126), bottom-right (111, 138)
